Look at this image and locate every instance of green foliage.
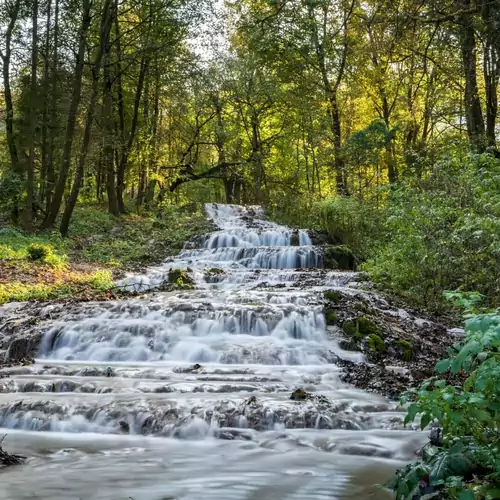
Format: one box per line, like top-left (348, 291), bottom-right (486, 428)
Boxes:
top-left (0, 270), bottom-right (114, 305)
top-left (307, 196), bottom-right (384, 259)
top-left (26, 243), bottom-right (51, 262)
top-left (365, 153), bottom-right (500, 311)
top-left (397, 339), bottom-right (414, 361)
top-left (322, 244), bottom-right (356, 270)
top-left (324, 290), bottom-right (342, 303)
top-left (390, 302), bottom-right (500, 499)
top-left (325, 310), bottom-right (338, 326)
top-left (367, 334), bottom-right (385, 352)
top-left (342, 316), bottom-right (379, 338)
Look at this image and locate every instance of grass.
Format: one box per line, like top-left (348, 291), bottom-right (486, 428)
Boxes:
top-left (0, 203), bottom-right (212, 305)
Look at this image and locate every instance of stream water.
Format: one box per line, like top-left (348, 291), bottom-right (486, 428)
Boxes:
top-left (0, 204), bottom-right (426, 499)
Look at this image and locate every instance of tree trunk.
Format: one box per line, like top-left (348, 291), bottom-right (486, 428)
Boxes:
top-left (24, 0), bottom-right (38, 232)
top-left (458, 0), bottom-right (486, 150)
top-left (42, 0), bottom-right (92, 228)
top-left (480, 0), bottom-right (499, 148)
top-left (60, 0), bottom-right (112, 236)
top-left (117, 54), bottom-right (149, 213)
top-left (45, 0), bottom-right (59, 213)
top-left (40, 0), bottom-right (52, 203)
top-left (0, 0), bottom-right (22, 173)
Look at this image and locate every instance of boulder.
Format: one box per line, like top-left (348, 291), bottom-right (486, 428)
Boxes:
top-left (321, 245), bottom-right (356, 270)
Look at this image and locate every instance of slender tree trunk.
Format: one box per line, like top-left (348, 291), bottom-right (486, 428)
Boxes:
top-left (45, 0), bottom-right (59, 213)
top-left (117, 55), bottom-right (150, 213)
top-left (480, 0), bottom-right (499, 148)
top-left (24, 0), bottom-right (38, 232)
top-left (60, 0), bottom-right (113, 236)
top-left (40, 0), bottom-right (52, 203)
top-left (42, 0), bottom-right (93, 228)
top-left (0, 0), bottom-right (22, 173)
top-left (458, 0), bottom-right (486, 150)
top-left (103, 4), bottom-right (120, 216)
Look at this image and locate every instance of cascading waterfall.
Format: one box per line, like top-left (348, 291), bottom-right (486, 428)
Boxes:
top-left (0, 203), bottom-right (419, 500)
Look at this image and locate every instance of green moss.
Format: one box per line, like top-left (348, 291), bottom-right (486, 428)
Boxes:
top-left (367, 334), bottom-right (386, 352)
top-left (322, 245), bottom-right (356, 270)
top-left (357, 317), bottom-right (379, 336)
top-left (397, 339), bottom-right (413, 361)
top-left (205, 267), bottom-right (224, 275)
top-left (354, 301), bottom-right (372, 314)
top-left (342, 316), bottom-right (379, 340)
top-left (324, 290), bottom-right (342, 303)
top-left (325, 310), bottom-right (339, 326)
top-left (168, 269), bottom-right (194, 289)
top-left (290, 388), bottom-right (309, 401)
top-left (342, 319), bottom-right (358, 336)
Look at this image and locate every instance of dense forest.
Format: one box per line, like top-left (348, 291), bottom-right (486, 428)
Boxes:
top-left (2, 3), bottom-right (500, 499)
top-left (1, 0), bottom-right (500, 309)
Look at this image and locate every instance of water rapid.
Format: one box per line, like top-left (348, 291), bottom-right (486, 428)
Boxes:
top-left (0, 204), bottom-right (424, 499)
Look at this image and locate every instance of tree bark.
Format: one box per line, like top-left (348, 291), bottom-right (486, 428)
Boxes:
top-left (24, 0), bottom-right (38, 232)
top-left (0, 0), bottom-right (22, 173)
top-left (457, 0), bottom-right (486, 150)
top-left (42, 0), bottom-right (92, 228)
top-left (60, 0), bottom-right (113, 236)
top-left (116, 54), bottom-right (150, 213)
top-left (45, 0), bottom-right (59, 213)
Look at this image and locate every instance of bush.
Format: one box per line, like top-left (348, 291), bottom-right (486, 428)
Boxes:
top-left (390, 295), bottom-right (500, 499)
top-left (309, 196), bottom-right (384, 259)
top-left (365, 153), bottom-right (500, 311)
top-left (26, 243), bottom-right (52, 262)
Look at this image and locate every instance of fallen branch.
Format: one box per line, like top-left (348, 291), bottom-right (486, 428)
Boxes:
top-left (0, 435), bottom-right (26, 468)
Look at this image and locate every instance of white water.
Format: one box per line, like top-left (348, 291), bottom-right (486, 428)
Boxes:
top-left (0, 204), bottom-right (423, 499)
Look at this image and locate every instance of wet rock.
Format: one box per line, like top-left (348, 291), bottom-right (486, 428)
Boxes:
top-left (290, 230), bottom-right (300, 246)
top-left (4, 336), bottom-right (40, 363)
top-left (118, 420), bottom-right (130, 433)
top-left (290, 388), bottom-right (309, 401)
top-left (167, 269), bottom-right (194, 289)
top-left (321, 245), bottom-right (356, 270)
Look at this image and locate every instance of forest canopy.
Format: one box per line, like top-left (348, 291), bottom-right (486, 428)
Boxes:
top-left (1, 0), bottom-right (500, 309)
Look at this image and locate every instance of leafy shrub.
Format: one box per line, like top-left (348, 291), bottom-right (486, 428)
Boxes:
top-left (27, 243), bottom-right (52, 262)
top-left (309, 196), bottom-right (384, 259)
top-left (390, 295), bottom-right (500, 499)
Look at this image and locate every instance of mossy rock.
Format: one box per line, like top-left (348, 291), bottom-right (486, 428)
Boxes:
top-left (290, 388), bottom-right (309, 401)
top-left (325, 310), bottom-right (339, 326)
top-left (357, 317), bottom-right (379, 336)
top-left (367, 334), bottom-right (386, 352)
top-left (322, 245), bottom-right (356, 270)
top-left (342, 316), bottom-right (380, 338)
top-left (206, 267), bottom-right (224, 275)
top-left (342, 319), bottom-right (358, 336)
top-left (324, 290), bottom-right (342, 303)
top-left (396, 339), bottom-right (413, 361)
top-left (354, 301), bottom-right (372, 314)
top-left (168, 268), bottom-right (194, 289)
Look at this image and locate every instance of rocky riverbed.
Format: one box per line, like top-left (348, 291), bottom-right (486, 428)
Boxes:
top-left (0, 203), bottom-right (457, 499)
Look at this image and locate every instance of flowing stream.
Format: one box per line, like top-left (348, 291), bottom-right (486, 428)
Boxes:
top-left (0, 204), bottom-right (426, 499)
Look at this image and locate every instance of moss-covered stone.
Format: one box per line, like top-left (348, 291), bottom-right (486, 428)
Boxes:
top-left (322, 245), bottom-right (356, 270)
top-left (205, 267), bottom-right (224, 275)
top-left (168, 268), bottom-right (194, 289)
top-left (396, 339), bottom-right (413, 361)
top-left (354, 301), bottom-right (372, 314)
top-left (342, 316), bottom-right (380, 339)
top-left (324, 290), bottom-right (342, 303)
top-left (325, 310), bottom-right (339, 326)
top-left (342, 319), bottom-right (358, 336)
top-left (357, 317), bottom-right (379, 336)
top-left (367, 334), bottom-right (386, 352)
top-left (290, 388), bottom-right (309, 401)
